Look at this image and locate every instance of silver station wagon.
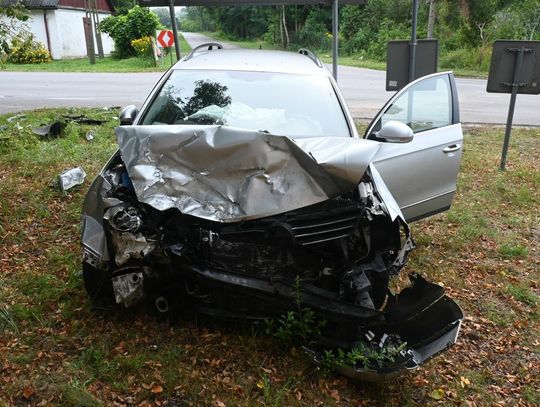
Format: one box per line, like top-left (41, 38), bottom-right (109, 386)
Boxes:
top-left (81, 44), bottom-right (464, 380)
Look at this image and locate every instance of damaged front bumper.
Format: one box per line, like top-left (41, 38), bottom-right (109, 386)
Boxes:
top-left (307, 275), bottom-right (463, 381)
top-left (81, 125), bottom-right (463, 380)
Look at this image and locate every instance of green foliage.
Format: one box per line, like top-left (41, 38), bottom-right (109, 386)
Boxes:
top-left (7, 33), bottom-right (51, 64)
top-left (264, 277), bottom-right (326, 346)
top-left (488, 0), bottom-right (540, 41)
top-left (440, 46), bottom-right (492, 72)
top-left (290, 8), bottom-right (332, 51)
top-left (0, 2), bottom-right (29, 65)
top-left (131, 36), bottom-right (153, 59)
top-left (100, 6), bottom-right (160, 59)
top-left (505, 284), bottom-right (539, 307)
top-left (319, 340), bottom-right (408, 372)
top-left (178, 0), bottom-right (537, 73)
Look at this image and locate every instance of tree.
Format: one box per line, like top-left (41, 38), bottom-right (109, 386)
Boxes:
top-left (100, 5), bottom-right (160, 58)
top-left (426, 0), bottom-right (437, 38)
top-left (110, 0), bottom-right (136, 15)
top-left (0, 2), bottom-right (28, 62)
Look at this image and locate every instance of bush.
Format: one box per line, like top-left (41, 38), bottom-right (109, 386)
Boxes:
top-left (131, 36), bottom-right (153, 57)
top-left (440, 46), bottom-right (492, 72)
top-left (7, 33), bottom-right (51, 64)
top-left (131, 36), bottom-right (156, 67)
top-left (366, 18), bottom-right (412, 61)
top-left (100, 6), bottom-right (160, 59)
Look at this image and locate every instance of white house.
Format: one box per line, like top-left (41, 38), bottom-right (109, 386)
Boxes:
top-left (2, 0), bottom-right (115, 60)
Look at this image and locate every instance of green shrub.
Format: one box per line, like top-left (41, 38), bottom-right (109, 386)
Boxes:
top-left (7, 33), bottom-right (51, 64)
top-left (131, 36), bottom-right (153, 57)
top-left (440, 46), bottom-right (492, 72)
top-left (100, 6), bottom-right (160, 59)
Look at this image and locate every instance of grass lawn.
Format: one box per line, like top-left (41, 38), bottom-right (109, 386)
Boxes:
top-left (0, 109), bottom-right (539, 405)
top-left (0, 35), bottom-right (191, 73)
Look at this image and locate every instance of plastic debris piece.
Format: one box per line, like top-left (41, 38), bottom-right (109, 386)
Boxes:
top-left (32, 121), bottom-right (65, 138)
top-left (62, 114), bottom-right (106, 125)
top-left (85, 132), bottom-right (95, 142)
top-left (58, 167), bottom-right (86, 191)
top-left (7, 114), bottom-right (26, 123)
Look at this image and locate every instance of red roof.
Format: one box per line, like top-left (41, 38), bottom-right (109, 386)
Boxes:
top-left (58, 0), bottom-right (113, 12)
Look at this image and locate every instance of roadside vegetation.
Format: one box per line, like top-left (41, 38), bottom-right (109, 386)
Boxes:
top-left (0, 109), bottom-right (538, 405)
top-left (181, 0), bottom-right (540, 77)
top-left (1, 5), bottom-right (190, 73)
top-left (0, 34), bottom-right (191, 73)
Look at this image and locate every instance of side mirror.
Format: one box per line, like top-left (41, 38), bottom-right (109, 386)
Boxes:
top-left (119, 105), bottom-right (138, 125)
top-left (376, 121), bottom-right (414, 143)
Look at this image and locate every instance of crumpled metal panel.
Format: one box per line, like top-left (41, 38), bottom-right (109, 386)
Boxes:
top-left (116, 125), bottom-right (381, 223)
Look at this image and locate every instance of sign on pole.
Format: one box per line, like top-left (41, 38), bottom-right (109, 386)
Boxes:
top-left (157, 30), bottom-right (175, 48)
top-left (386, 39), bottom-right (438, 91)
top-left (487, 40), bottom-right (540, 170)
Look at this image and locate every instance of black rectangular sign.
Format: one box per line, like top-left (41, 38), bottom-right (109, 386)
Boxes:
top-left (487, 40), bottom-right (540, 95)
top-left (386, 39), bottom-right (439, 91)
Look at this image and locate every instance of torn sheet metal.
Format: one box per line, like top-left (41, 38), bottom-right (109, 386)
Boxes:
top-left (116, 125), bottom-right (380, 223)
top-left (368, 163), bottom-right (404, 222)
top-left (111, 231), bottom-right (156, 265)
top-left (112, 272), bottom-right (144, 307)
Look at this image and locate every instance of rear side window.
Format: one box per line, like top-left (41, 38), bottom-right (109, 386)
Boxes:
top-left (141, 70), bottom-right (350, 138)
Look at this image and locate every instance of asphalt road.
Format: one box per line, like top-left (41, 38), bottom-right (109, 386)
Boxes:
top-left (1, 32), bottom-right (538, 126)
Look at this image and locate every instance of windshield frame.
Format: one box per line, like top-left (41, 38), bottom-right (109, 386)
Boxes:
top-left (136, 68), bottom-right (353, 139)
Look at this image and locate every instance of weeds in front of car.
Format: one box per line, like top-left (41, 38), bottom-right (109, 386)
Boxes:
top-left (264, 277), bottom-right (326, 346)
top-left (0, 112), bottom-right (539, 405)
top-left (318, 341), bottom-right (409, 373)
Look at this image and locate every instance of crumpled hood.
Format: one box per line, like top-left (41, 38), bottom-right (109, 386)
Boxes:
top-left (116, 125), bottom-right (380, 222)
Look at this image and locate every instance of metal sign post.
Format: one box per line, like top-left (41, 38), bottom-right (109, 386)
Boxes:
top-left (408, 0), bottom-right (418, 83)
top-left (168, 0), bottom-right (181, 61)
top-left (500, 46), bottom-right (530, 171)
top-left (332, 0), bottom-right (339, 80)
top-left (487, 40), bottom-right (540, 171)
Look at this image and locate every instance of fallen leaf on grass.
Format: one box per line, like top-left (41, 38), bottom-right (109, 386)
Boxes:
top-left (151, 385), bottom-right (163, 394)
top-left (22, 385), bottom-right (34, 399)
top-left (430, 388), bottom-right (445, 400)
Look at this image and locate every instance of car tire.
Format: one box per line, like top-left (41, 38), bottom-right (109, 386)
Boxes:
top-left (82, 262), bottom-right (114, 301)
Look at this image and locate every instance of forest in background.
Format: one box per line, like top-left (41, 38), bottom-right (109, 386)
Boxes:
top-left (176, 0), bottom-right (540, 72)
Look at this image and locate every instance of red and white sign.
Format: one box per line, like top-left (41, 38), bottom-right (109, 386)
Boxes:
top-left (156, 30), bottom-right (174, 48)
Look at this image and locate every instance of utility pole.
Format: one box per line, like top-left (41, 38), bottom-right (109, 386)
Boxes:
top-left (168, 0), bottom-right (181, 60)
top-left (332, 0), bottom-right (339, 81)
top-left (409, 0), bottom-right (419, 82)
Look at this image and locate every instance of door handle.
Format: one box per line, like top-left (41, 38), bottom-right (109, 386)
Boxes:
top-left (443, 144), bottom-right (461, 153)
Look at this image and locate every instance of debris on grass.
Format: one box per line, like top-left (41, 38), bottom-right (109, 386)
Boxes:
top-left (32, 120), bottom-right (65, 138)
top-left (58, 166), bottom-right (87, 191)
top-left (6, 113), bottom-right (26, 122)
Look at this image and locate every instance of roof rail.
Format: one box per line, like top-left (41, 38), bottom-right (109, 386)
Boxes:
top-left (185, 43), bottom-right (224, 61)
top-left (298, 48), bottom-right (323, 68)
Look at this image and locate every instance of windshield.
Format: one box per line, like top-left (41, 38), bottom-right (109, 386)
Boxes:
top-left (141, 70), bottom-right (350, 138)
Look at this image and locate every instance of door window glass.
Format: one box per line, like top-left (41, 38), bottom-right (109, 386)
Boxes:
top-left (381, 75), bottom-right (452, 133)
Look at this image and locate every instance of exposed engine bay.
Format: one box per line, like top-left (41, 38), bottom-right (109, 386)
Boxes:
top-left (81, 126), bottom-right (462, 381)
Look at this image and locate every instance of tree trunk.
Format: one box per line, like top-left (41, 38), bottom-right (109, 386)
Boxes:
top-left (427, 0), bottom-right (437, 38)
top-left (279, 6), bottom-right (284, 48)
top-left (282, 5), bottom-right (289, 49)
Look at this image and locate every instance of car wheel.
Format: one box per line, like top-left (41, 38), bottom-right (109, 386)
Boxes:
top-left (82, 262), bottom-right (114, 301)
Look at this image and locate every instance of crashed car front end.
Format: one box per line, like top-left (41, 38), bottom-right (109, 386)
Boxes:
top-left (81, 125), bottom-right (462, 381)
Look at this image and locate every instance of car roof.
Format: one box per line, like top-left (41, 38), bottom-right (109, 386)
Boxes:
top-left (173, 48), bottom-right (330, 76)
